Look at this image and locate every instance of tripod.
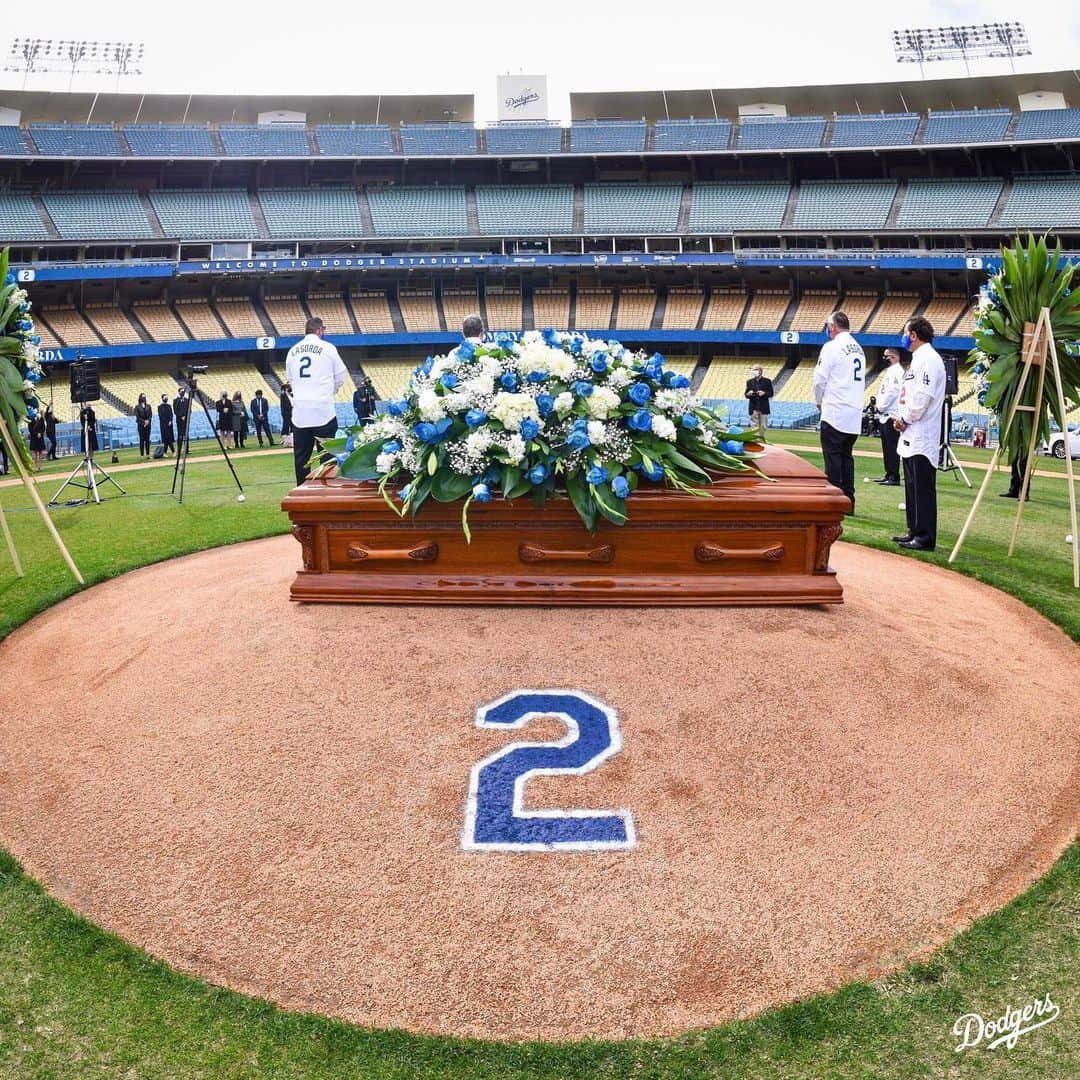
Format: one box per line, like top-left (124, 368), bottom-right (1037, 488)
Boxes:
top-left (938, 396), bottom-right (972, 488)
top-left (49, 400), bottom-right (126, 506)
top-left (171, 374), bottom-right (244, 504)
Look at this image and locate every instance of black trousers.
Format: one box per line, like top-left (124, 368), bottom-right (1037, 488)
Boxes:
top-left (820, 420), bottom-right (857, 512)
top-left (46, 435), bottom-right (57, 460)
top-left (902, 453), bottom-right (937, 548)
top-left (1007, 458), bottom-right (1031, 498)
top-left (253, 417), bottom-right (274, 445)
top-left (292, 416), bottom-right (339, 485)
top-left (161, 425), bottom-right (175, 453)
top-left (880, 421), bottom-right (901, 482)
top-left (138, 427), bottom-right (152, 456)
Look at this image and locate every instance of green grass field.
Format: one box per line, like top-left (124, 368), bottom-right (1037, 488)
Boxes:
top-left (0, 439), bottom-right (1076, 1078)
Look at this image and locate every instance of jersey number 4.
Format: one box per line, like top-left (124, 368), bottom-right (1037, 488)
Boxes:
top-left (462, 690), bottom-right (636, 851)
top-left (298, 357), bottom-right (312, 378)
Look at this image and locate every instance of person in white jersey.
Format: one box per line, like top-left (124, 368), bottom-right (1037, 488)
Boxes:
top-left (893, 316), bottom-right (946, 552)
top-left (873, 348), bottom-right (904, 486)
top-left (285, 317), bottom-right (346, 485)
top-left (813, 310), bottom-right (866, 514)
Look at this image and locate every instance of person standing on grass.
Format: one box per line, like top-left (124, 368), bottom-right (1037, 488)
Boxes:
top-left (28, 412), bottom-right (45, 471)
top-left (173, 386), bottom-right (190, 449)
top-left (285, 318), bottom-right (346, 485)
top-left (216, 391), bottom-right (232, 444)
top-left (813, 310), bottom-right (865, 515)
top-left (158, 394), bottom-right (175, 455)
top-left (251, 388), bottom-right (274, 447)
top-left (231, 391), bottom-right (248, 450)
top-left (44, 405), bottom-right (57, 460)
top-left (874, 348), bottom-right (904, 486)
top-left (279, 382), bottom-right (294, 447)
top-left (744, 363), bottom-right (774, 438)
top-left (893, 317), bottom-right (946, 552)
top-left (135, 393), bottom-right (153, 459)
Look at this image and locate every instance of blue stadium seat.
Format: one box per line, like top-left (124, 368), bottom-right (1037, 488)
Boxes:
top-left (29, 123), bottom-right (124, 156)
top-left (583, 184), bottom-right (681, 233)
top-left (219, 124), bottom-right (309, 156)
top-left (0, 191), bottom-right (47, 239)
top-left (367, 186), bottom-right (468, 236)
top-left (1013, 109), bottom-right (1080, 141)
top-left (41, 190), bottom-right (153, 239)
top-left (149, 189), bottom-right (258, 239)
top-left (258, 188), bottom-right (364, 238)
top-left (476, 185), bottom-right (573, 234)
top-left (484, 123), bottom-right (563, 154)
top-left (653, 119), bottom-right (732, 151)
top-left (399, 124), bottom-right (477, 155)
top-left (124, 125), bottom-right (216, 156)
top-left (999, 176), bottom-right (1080, 228)
top-left (830, 113), bottom-right (919, 147)
top-left (570, 121), bottom-right (646, 153)
top-left (688, 182), bottom-right (789, 231)
top-left (0, 127), bottom-right (29, 156)
top-left (897, 178), bottom-right (1003, 228)
top-left (793, 180), bottom-right (897, 230)
top-left (736, 116), bottom-right (826, 150)
top-left (922, 109), bottom-right (1011, 144)
top-left (314, 125), bottom-right (395, 156)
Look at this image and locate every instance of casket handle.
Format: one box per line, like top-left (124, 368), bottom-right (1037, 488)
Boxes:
top-left (347, 541), bottom-right (439, 563)
top-left (695, 542), bottom-right (785, 563)
top-left (518, 542), bottom-right (615, 564)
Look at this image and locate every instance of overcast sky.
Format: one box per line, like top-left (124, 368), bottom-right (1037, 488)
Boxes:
top-left (3, 0), bottom-right (1077, 120)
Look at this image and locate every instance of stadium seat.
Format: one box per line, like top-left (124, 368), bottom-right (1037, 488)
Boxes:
top-left (789, 292), bottom-right (839, 332)
top-left (441, 288), bottom-right (481, 334)
top-left (583, 184), bottom-right (681, 233)
top-left (697, 356), bottom-right (783, 401)
top-left (485, 123), bottom-right (563, 155)
top-left (150, 189), bottom-right (258, 239)
top-left (124, 125), bottom-right (216, 156)
top-left (314, 124), bottom-right (395, 156)
top-left (131, 302), bottom-right (190, 342)
top-left (258, 187), bottom-right (364, 238)
top-left (101, 370), bottom-right (184, 411)
top-left (736, 116), bottom-right (826, 150)
top-left (896, 178), bottom-right (1003, 229)
top-left (532, 288), bottom-right (570, 330)
top-left (774, 360), bottom-right (819, 404)
top-left (742, 291), bottom-right (790, 331)
top-left (0, 127), bottom-right (30, 155)
top-left (39, 306), bottom-right (102, 347)
top-left (399, 123), bottom-right (477, 155)
top-left (689, 182), bottom-right (789, 231)
top-left (569, 121), bottom-right (646, 153)
top-left (29, 123), bottom-right (123, 156)
top-left (307, 291), bottom-right (355, 336)
top-left (653, 120), bottom-right (732, 152)
top-left (84, 304), bottom-right (142, 345)
top-left (367, 186), bottom-right (468, 236)
top-left (574, 289), bottom-right (614, 332)
top-left (475, 185), bottom-right (573, 234)
top-left (614, 288), bottom-right (657, 330)
top-left (865, 293), bottom-right (918, 334)
top-left (830, 113), bottom-right (919, 147)
top-left (483, 288), bottom-right (522, 330)
top-left (999, 176), bottom-right (1080, 229)
top-left (351, 291), bottom-right (395, 333)
top-left (920, 294), bottom-right (968, 336)
top-left (840, 292), bottom-right (878, 333)
top-left (174, 298), bottom-right (227, 339)
top-left (922, 109), bottom-right (1011, 144)
top-left (219, 124), bottom-right (309, 156)
top-left (0, 190), bottom-right (47, 239)
top-left (398, 291), bottom-right (442, 332)
top-left (662, 288), bottom-right (705, 330)
top-left (41, 190), bottom-right (153, 239)
top-left (792, 180), bottom-right (897, 231)
top-left (701, 290), bottom-right (748, 330)
top-left (263, 295), bottom-right (308, 337)
top-left (215, 297), bottom-right (265, 338)
top-left (1012, 108), bottom-right (1080, 141)
top-left (362, 358), bottom-right (417, 400)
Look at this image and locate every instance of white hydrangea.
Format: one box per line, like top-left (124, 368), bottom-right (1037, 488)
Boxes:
top-left (586, 385), bottom-right (620, 419)
top-left (398, 442), bottom-right (420, 471)
top-left (652, 415), bottom-right (677, 441)
top-left (443, 391), bottom-right (471, 414)
top-left (587, 420), bottom-right (608, 445)
top-left (517, 339), bottom-right (552, 376)
top-left (462, 372), bottom-right (495, 400)
top-left (366, 416), bottom-right (406, 441)
top-left (375, 452), bottom-right (397, 474)
top-left (607, 367), bottom-right (632, 390)
top-left (490, 391), bottom-right (539, 432)
top-left (554, 392), bottom-right (574, 415)
top-left (504, 434), bottom-right (527, 465)
top-left (465, 428), bottom-right (494, 457)
top-left (479, 355), bottom-right (504, 379)
top-left (430, 355), bottom-right (456, 380)
top-left (417, 387), bottom-right (446, 421)
top-left (519, 330), bottom-right (542, 344)
top-left (548, 351), bottom-right (576, 380)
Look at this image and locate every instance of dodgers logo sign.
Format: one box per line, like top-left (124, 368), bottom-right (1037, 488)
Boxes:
top-left (462, 690), bottom-right (635, 852)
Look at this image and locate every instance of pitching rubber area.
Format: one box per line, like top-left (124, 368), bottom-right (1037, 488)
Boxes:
top-left (0, 535), bottom-right (1076, 1041)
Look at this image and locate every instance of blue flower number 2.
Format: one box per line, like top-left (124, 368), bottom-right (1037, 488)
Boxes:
top-left (462, 690), bottom-right (636, 852)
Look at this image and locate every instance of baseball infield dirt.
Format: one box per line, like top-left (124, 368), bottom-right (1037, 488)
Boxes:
top-left (0, 536), bottom-right (1075, 1041)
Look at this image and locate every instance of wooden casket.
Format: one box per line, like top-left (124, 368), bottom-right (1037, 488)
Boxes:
top-left (281, 446), bottom-right (847, 606)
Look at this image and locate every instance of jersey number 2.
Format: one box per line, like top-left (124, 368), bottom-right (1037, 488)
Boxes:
top-left (462, 690), bottom-right (636, 851)
top-left (298, 357), bottom-right (312, 378)
top-left (853, 356), bottom-right (863, 382)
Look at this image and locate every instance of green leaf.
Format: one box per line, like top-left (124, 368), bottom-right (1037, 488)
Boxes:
top-left (565, 469), bottom-right (598, 532)
top-left (590, 481), bottom-right (627, 526)
top-left (430, 470), bottom-right (475, 503)
top-left (336, 448), bottom-right (382, 481)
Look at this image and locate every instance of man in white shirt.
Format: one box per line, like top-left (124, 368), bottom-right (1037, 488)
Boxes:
top-left (893, 317), bottom-right (946, 552)
top-left (813, 310), bottom-right (866, 514)
top-left (874, 348), bottom-right (904, 486)
top-left (285, 317), bottom-right (346, 485)
top-left (462, 314), bottom-right (484, 343)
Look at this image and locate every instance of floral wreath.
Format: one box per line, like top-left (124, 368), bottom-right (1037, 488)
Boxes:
top-left (0, 248), bottom-right (44, 470)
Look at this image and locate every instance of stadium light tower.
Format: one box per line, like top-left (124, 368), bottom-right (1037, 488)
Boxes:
top-left (892, 22), bottom-right (1030, 77)
top-left (4, 37), bottom-right (145, 89)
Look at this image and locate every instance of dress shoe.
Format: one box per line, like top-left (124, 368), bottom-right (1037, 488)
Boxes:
top-left (872, 476), bottom-right (890, 484)
top-left (897, 538), bottom-right (935, 552)
top-left (891, 534), bottom-right (912, 543)
top-left (999, 490), bottom-right (1018, 498)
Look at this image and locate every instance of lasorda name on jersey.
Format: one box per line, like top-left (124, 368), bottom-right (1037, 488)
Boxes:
top-left (293, 342), bottom-right (323, 355)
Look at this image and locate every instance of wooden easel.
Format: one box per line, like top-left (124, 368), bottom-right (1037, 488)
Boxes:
top-left (949, 307), bottom-right (1079, 588)
top-left (0, 412), bottom-right (84, 584)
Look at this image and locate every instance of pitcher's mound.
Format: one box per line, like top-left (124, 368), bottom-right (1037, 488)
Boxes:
top-left (0, 536), bottom-right (1076, 1041)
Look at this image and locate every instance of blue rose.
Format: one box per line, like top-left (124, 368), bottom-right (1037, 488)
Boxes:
top-left (419, 357), bottom-right (434, 376)
top-left (586, 465), bottom-right (607, 485)
top-left (435, 417), bottom-right (453, 438)
top-left (3, 272), bottom-right (14, 285)
top-left (673, 374), bottom-right (690, 390)
top-left (628, 408), bottom-right (653, 432)
top-left (572, 380), bottom-right (594, 398)
top-left (661, 370), bottom-right (677, 387)
top-left (536, 393), bottom-right (555, 417)
top-left (383, 439), bottom-right (401, 453)
top-left (728, 426), bottom-right (742, 435)
top-left (457, 341), bottom-right (476, 361)
top-left (388, 398), bottom-right (409, 417)
top-left (30, 335), bottom-right (40, 345)
top-left (680, 413), bottom-right (699, 429)
top-left (542, 328), bottom-right (561, 347)
top-left (440, 371), bottom-right (459, 390)
top-left (641, 460), bottom-right (664, 482)
top-left (16, 320), bottom-right (31, 331)
top-left (612, 475), bottom-right (630, 499)
top-left (500, 371), bottom-right (519, 391)
top-left (520, 417), bottom-right (540, 440)
top-left (628, 382), bottom-right (652, 406)
top-left (528, 464), bottom-right (548, 484)
top-left (589, 354), bottom-right (608, 374)
top-left (465, 408), bottom-right (487, 428)
top-left (399, 483), bottom-right (412, 502)
top-left (472, 482), bottom-right (491, 502)
top-left (526, 370), bottom-right (548, 384)
top-left (494, 332), bottom-right (517, 348)
top-left (484, 465), bottom-right (502, 484)
top-left (569, 336), bottom-right (584, 356)
top-left (567, 429), bottom-right (590, 451)
top-left (721, 440), bottom-right (745, 455)
top-left (415, 421), bottom-right (438, 443)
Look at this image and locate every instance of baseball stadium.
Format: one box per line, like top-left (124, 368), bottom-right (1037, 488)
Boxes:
top-left (0, 8), bottom-right (1077, 1079)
